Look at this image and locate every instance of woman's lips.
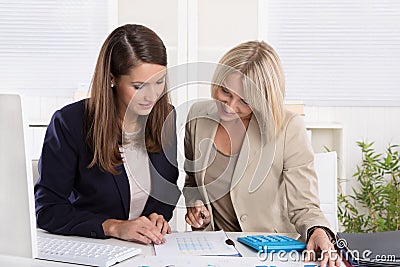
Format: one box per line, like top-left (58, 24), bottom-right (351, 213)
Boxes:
top-left (140, 102), bottom-right (154, 109)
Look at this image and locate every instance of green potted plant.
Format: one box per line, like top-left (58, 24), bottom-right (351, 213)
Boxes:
top-left (338, 141), bottom-right (400, 232)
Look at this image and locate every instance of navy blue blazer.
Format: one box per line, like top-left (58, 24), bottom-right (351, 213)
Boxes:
top-left (34, 100), bottom-right (180, 239)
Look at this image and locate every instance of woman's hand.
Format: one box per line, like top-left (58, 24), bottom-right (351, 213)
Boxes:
top-left (305, 228), bottom-right (340, 267)
top-left (148, 213), bottom-right (171, 235)
top-left (185, 200), bottom-right (210, 228)
top-left (102, 216), bottom-right (166, 245)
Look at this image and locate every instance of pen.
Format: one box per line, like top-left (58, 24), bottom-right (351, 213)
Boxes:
top-left (225, 238), bottom-right (242, 257)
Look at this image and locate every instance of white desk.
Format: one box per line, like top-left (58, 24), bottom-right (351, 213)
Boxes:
top-left (0, 230), bottom-right (341, 266)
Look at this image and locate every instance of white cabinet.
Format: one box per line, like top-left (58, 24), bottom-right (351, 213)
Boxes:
top-left (305, 123), bottom-right (343, 231)
top-left (305, 121), bottom-right (345, 194)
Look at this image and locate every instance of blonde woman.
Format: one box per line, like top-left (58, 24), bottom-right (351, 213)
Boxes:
top-left (184, 41), bottom-right (338, 267)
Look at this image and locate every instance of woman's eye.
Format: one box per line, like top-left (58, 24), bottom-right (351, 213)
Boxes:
top-left (156, 79), bottom-right (164, 84)
top-left (133, 84), bottom-right (144, 90)
top-left (221, 86), bottom-right (230, 94)
top-left (241, 99), bottom-right (249, 105)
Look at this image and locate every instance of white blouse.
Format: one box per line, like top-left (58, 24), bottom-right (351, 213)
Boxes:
top-left (121, 132), bottom-right (151, 220)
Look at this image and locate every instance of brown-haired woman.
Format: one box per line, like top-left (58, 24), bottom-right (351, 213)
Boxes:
top-left (35, 24), bottom-right (180, 245)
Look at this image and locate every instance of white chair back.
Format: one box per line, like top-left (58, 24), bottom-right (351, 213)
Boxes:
top-left (314, 151), bottom-right (338, 232)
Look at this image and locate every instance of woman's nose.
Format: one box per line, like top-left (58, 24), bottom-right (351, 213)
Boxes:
top-left (226, 98), bottom-right (239, 113)
top-left (144, 85), bottom-right (158, 102)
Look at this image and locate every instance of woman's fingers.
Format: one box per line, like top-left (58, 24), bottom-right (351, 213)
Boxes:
top-left (128, 231), bottom-right (151, 245)
top-left (148, 213), bottom-right (169, 242)
top-left (185, 201), bottom-right (210, 228)
top-left (137, 226), bottom-right (164, 245)
top-left (186, 207), bottom-right (201, 227)
top-left (161, 219), bottom-right (170, 235)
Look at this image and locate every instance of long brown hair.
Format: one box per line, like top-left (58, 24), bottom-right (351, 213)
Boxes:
top-left (85, 24), bottom-right (172, 174)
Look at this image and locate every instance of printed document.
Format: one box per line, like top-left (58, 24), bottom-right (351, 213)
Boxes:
top-left (154, 230), bottom-right (240, 256)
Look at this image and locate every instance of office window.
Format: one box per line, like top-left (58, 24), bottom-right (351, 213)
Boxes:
top-left (0, 0), bottom-right (110, 97)
top-left (262, 0), bottom-right (400, 106)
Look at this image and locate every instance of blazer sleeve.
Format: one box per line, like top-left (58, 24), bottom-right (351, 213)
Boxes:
top-left (282, 114), bottom-right (335, 240)
top-left (34, 110), bottom-right (112, 238)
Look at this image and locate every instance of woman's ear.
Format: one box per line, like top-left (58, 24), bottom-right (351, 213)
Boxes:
top-left (110, 74), bottom-right (115, 88)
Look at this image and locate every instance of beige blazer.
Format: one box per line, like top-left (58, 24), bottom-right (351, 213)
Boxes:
top-left (184, 100), bottom-right (334, 239)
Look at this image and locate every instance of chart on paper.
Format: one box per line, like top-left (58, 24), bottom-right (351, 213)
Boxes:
top-left (154, 231), bottom-right (240, 256)
top-left (176, 236), bottom-right (214, 254)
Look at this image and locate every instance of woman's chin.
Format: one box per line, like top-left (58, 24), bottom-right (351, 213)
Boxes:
top-left (128, 107), bottom-right (153, 117)
top-left (219, 112), bottom-right (240, 122)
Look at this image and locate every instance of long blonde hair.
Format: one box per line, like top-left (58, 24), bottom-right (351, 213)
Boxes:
top-left (211, 41), bottom-right (285, 143)
top-left (85, 24), bottom-right (172, 174)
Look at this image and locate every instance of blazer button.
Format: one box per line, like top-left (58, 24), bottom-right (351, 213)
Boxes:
top-left (240, 214), bottom-right (248, 222)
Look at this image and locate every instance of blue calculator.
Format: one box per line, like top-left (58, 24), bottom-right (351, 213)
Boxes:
top-left (237, 235), bottom-right (306, 252)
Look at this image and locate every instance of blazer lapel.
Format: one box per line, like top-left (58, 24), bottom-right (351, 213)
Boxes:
top-left (112, 164), bottom-right (130, 219)
top-left (230, 114), bottom-right (276, 195)
top-left (230, 115), bottom-right (260, 191)
top-left (248, 135), bottom-right (275, 192)
top-left (194, 101), bottom-right (275, 200)
top-left (195, 103), bottom-right (219, 188)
